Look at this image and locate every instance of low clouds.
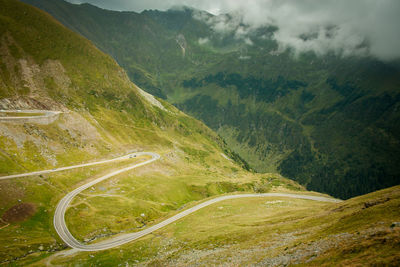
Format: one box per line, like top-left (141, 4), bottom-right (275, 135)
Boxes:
top-left (198, 37), bottom-right (210, 45)
top-left (258, 0), bottom-right (400, 61)
top-left (68, 0), bottom-right (400, 61)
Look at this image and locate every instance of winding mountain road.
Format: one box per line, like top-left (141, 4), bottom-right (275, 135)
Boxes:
top-left (57, 191), bottom-right (341, 252)
top-left (53, 152), bottom-right (160, 251)
top-left (0, 152), bottom-right (142, 180)
top-left (0, 109), bottom-right (58, 119)
top-left (0, 109), bottom-right (62, 124)
top-left (0, 110), bottom-right (342, 252)
top-left (52, 149), bottom-right (340, 252)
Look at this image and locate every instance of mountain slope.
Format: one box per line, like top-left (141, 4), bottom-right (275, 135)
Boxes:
top-left (40, 186), bottom-right (400, 266)
top-left (0, 1), bottom-right (398, 266)
top-left (22, 0), bottom-right (400, 199)
top-left (0, 0), bottom-right (310, 264)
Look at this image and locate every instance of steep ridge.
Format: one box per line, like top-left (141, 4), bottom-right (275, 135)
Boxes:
top-left (22, 0), bottom-right (400, 199)
top-left (0, 1), bottom-right (399, 266)
top-left (0, 0), bottom-right (310, 265)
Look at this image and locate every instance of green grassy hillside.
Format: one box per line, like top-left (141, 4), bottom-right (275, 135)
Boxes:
top-left (22, 0), bottom-right (400, 199)
top-left (35, 186), bottom-right (400, 266)
top-left (1, 1), bottom-right (399, 266)
top-left (0, 0), bottom-right (311, 265)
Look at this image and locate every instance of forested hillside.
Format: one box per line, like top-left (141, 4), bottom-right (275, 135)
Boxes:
top-left (23, 0), bottom-right (400, 199)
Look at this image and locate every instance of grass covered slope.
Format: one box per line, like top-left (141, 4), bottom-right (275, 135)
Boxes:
top-left (23, 0), bottom-right (400, 199)
top-left (0, 0), bottom-right (312, 265)
top-left (44, 186), bottom-right (400, 266)
top-left (0, 0), bottom-right (248, 174)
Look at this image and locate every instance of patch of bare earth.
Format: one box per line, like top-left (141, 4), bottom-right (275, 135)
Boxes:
top-left (1, 203), bottom-right (36, 223)
top-left (0, 180), bottom-right (25, 203)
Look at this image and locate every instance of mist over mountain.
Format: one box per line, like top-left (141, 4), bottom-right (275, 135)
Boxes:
top-left (1, 1), bottom-right (400, 265)
top-left (23, 0), bottom-right (400, 200)
top-left (66, 0), bottom-right (400, 62)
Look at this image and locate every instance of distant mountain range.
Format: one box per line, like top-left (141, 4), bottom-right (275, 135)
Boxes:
top-left (1, 1), bottom-right (400, 265)
top-left (23, 0), bottom-right (400, 199)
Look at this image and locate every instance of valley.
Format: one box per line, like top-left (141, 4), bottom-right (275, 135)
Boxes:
top-left (23, 0), bottom-right (400, 199)
top-left (0, 0), bottom-right (399, 266)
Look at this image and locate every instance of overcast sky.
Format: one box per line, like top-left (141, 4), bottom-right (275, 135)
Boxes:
top-left (67, 0), bottom-right (400, 61)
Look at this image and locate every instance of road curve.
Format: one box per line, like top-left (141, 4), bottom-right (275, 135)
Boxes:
top-left (57, 186), bottom-right (341, 251)
top-left (0, 110), bottom-right (342, 252)
top-left (53, 152), bottom-right (160, 250)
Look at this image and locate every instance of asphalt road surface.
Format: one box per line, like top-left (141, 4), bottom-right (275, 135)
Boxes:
top-left (53, 152), bottom-right (161, 251)
top-left (57, 184), bottom-right (341, 251)
top-left (0, 109), bottom-right (60, 119)
top-left (0, 110), bottom-right (342, 252)
top-left (0, 152), bottom-right (144, 180)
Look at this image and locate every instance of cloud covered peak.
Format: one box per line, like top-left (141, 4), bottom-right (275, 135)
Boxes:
top-left (68, 0), bottom-right (400, 61)
top-left (192, 0), bottom-right (400, 61)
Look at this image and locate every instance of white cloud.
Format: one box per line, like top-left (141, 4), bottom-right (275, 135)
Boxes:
top-left (67, 0), bottom-right (400, 61)
top-left (244, 38), bottom-right (253, 46)
top-left (198, 37), bottom-right (209, 45)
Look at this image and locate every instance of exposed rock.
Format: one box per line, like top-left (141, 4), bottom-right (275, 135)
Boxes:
top-left (390, 222), bottom-right (400, 228)
top-left (363, 198), bottom-right (391, 209)
top-left (136, 86), bottom-right (167, 112)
